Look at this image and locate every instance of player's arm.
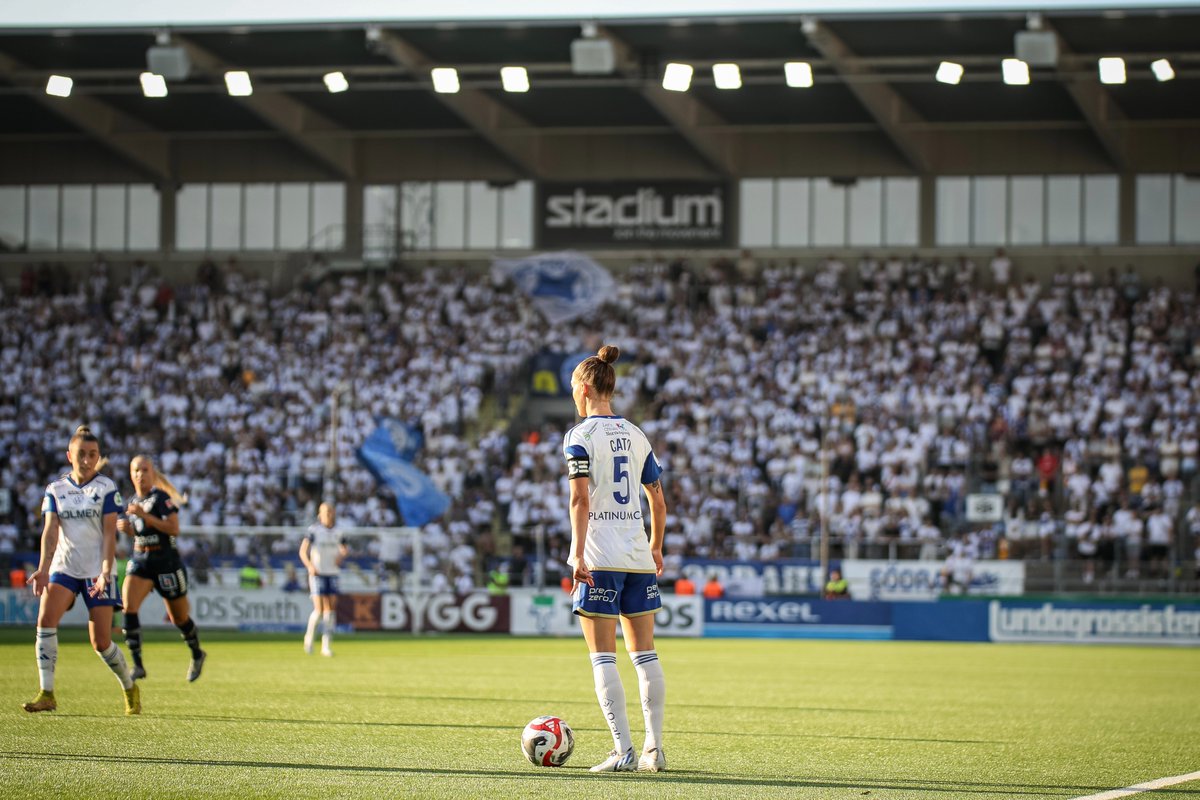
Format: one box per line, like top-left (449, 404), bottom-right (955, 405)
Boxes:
top-left (299, 537), bottom-right (316, 575)
top-left (89, 511), bottom-right (118, 597)
top-left (643, 478), bottom-right (667, 576)
top-left (568, 477), bottom-right (592, 588)
top-left (27, 508), bottom-right (61, 597)
top-left (128, 496), bottom-right (180, 536)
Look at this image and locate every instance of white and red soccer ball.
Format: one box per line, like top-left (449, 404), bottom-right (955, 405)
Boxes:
top-left (521, 716), bottom-right (575, 767)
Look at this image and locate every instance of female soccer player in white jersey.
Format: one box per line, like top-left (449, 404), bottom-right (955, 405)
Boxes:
top-left (23, 426), bottom-right (140, 715)
top-left (299, 502), bottom-right (347, 656)
top-left (564, 345), bottom-right (668, 773)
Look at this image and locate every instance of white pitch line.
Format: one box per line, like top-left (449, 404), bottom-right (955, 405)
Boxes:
top-left (1070, 770), bottom-right (1200, 800)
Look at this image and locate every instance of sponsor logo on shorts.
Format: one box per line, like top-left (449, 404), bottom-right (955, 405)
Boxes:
top-left (646, 584), bottom-right (660, 600)
top-left (587, 587), bottom-right (618, 604)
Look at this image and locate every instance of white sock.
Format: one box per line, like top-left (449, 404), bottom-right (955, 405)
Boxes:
top-left (305, 610), bottom-right (320, 645)
top-left (36, 627), bottom-right (58, 692)
top-left (629, 650), bottom-right (665, 751)
top-left (321, 611), bottom-right (335, 648)
top-left (590, 652), bottom-right (632, 754)
top-left (97, 642), bottom-right (133, 690)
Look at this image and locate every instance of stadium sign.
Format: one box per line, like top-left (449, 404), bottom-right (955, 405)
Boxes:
top-left (704, 598), bottom-right (893, 640)
top-left (680, 559), bottom-right (827, 595)
top-left (987, 601), bottom-right (1200, 646)
top-left (537, 182), bottom-right (730, 248)
top-left (841, 559), bottom-right (1025, 601)
top-left (377, 592), bottom-right (510, 633)
top-left (508, 589), bottom-right (702, 637)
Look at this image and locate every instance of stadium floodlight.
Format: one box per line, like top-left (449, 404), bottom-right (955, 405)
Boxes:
top-left (431, 67), bottom-right (460, 94)
top-left (45, 75), bottom-right (72, 97)
top-left (500, 66), bottom-right (530, 93)
top-left (662, 62), bottom-right (693, 92)
top-left (1151, 58), bottom-right (1175, 82)
top-left (1098, 57), bottom-right (1126, 85)
top-left (323, 71), bottom-right (349, 93)
top-left (225, 70), bottom-right (253, 96)
top-left (139, 72), bottom-right (168, 98)
top-left (712, 63), bottom-right (741, 90)
top-left (1002, 58), bottom-right (1030, 85)
top-left (936, 61), bottom-right (964, 85)
top-left (784, 61), bottom-right (813, 88)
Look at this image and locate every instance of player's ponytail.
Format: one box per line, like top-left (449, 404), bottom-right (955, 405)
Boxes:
top-left (70, 425), bottom-right (100, 447)
top-left (155, 472), bottom-right (189, 507)
top-left (574, 344), bottom-right (619, 398)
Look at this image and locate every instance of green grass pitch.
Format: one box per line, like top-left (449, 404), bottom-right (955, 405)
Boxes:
top-left (0, 628), bottom-right (1197, 799)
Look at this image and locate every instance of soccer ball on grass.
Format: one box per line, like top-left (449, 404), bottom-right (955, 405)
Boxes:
top-left (521, 715), bottom-right (574, 767)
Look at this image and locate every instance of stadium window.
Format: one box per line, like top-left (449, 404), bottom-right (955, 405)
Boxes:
top-left (59, 185), bottom-right (93, 251)
top-left (312, 183), bottom-right (346, 251)
top-left (738, 179), bottom-right (774, 247)
top-left (400, 182), bottom-right (434, 251)
top-left (0, 186), bottom-right (27, 252)
top-left (1135, 175), bottom-right (1172, 245)
top-left (1046, 176), bottom-right (1082, 245)
top-left (498, 181), bottom-right (534, 250)
top-left (127, 185), bottom-right (160, 251)
top-left (27, 186), bottom-right (61, 251)
top-left (774, 178), bottom-right (810, 247)
top-left (95, 185), bottom-right (128, 251)
top-left (243, 184), bottom-right (277, 250)
top-left (1082, 175), bottom-right (1118, 245)
top-left (1008, 176), bottom-right (1044, 246)
top-left (278, 184), bottom-right (311, 250)
top-left (971, 177), bottom-right (1007, 246)
top-left (811, 178), bottom-right (847, 247)
top-left (1173, 174), bottom-right (1200, 245)
top-left (467, 181), bottom-right (499, 249)
top-left (363, 185), bottom-right (398, 259)
top-left (209, 183), bottom-right (242, 250)
top-left (175, 184), bottom-right (209, 250)
top-left (935, 177), bottom-right (971, 246)
top-left (883, 177), bottom-right (919, 247)
top-left (848, 178), bottom-right (883, 247)
top-left (433, 182), bottom-right (467, 250)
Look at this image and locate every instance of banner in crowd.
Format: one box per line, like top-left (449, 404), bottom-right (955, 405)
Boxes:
top-left (841, 559), bottom-right (1025, 601)
top-left (338, 592), bottom-right (510, 633)
top-left (529, 349), bottom-right (595, 397)
top-left (492, 251), bottom-right (615, 324)
top-left (892, 599), bottom-right (1200, 646)
top-left (537, 182), bottom-right (730, 248)
top-left (680, 559), bottom-right (829, 596)
top-left (357, 419), bottom-right (449, 527)
top-left (704, 598), bottom-right (893, 639)
top-left (508, 588), bottom-right (703, 637)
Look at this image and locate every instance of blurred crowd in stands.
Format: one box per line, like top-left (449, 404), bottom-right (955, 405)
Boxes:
top-left (1, 251), bottom-right (1198, 590)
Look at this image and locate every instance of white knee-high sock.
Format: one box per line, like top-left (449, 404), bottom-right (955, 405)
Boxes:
top-left (629, 649), bottom-right (665, 751)
top-left (305, 610), bottom-right (320, 645)
top-left (590, 652), bottom-right (632, 754)
top-left (321, 611), bottom-right (335, 647)
top-left (97, 643), bottom-right (133, 690)
top-left (36, 627), bottom-right (58, 691)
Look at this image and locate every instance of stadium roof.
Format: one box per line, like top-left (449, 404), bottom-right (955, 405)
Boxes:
top-left (1, 6), bottom-right (1198, 183)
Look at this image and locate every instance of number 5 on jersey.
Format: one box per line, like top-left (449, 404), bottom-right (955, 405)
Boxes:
top-left (613, 455), bottom-right (631, 505)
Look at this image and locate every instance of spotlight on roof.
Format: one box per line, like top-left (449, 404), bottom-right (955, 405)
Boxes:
top-left (1002, 58), bottom-right (1030, 85)
top-left (45, 75), bottom-right (73, 97)
top-left (662, 62), bottom-right (693, 92)
top-left (1150, 58), bottom-right (1175, 82)
top-left (323, 71), bottom-right (349, 93)
top-left (784, 61), bottom-right (813, 88)
top-left (1098, 57), bottom-right (1126, 85)
top-left (431, 67), bottom-right (460, 94)
top-left (500, 66), bottom-right (529, 93)
top-left (225, 70), bottom-right (253, 96)
top-left (936, 61), bottom-right (964, 85)
top-left (712, 63), bottom-right (741, 90)
top-left (140, 72), bottom-right (168, 98)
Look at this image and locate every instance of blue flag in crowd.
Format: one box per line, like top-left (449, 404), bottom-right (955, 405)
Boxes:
top-left (492, 250), bottom-right (615, 324)
top-left (357, 419), bottom-right (449, 527)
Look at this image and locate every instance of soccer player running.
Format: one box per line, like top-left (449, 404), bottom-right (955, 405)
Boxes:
top-left (564, 346), bottom-right (668, 773)
top-left (23, 426), bottom-right (140, 715)
top-left (119, 455), bottom-right (206, 682)
top-left (299, 502), bottom-right (347, 656)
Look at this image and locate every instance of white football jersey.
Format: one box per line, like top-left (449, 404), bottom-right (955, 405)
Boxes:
top-left (304, 523), bottom-right (345, 576)
top-left (42, 473), bottom-right (122, 579)
top-left (563, 415), bottom-right (663, 573)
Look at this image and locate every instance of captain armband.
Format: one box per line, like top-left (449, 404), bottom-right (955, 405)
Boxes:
top-left (566, 457), bottom-right (591, 479)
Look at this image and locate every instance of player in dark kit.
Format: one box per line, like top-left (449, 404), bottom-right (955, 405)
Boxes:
top-left (119, 455), bottom-right (206, 682)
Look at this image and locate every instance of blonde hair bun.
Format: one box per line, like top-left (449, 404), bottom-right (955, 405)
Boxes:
top-left (598, 345), bottom-right (620, 364)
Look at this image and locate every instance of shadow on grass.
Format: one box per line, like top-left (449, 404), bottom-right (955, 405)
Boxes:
top-left (47, 712), bottom-right (1002, 745)
top-left (0, 750), bottom-right (1128, 796)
